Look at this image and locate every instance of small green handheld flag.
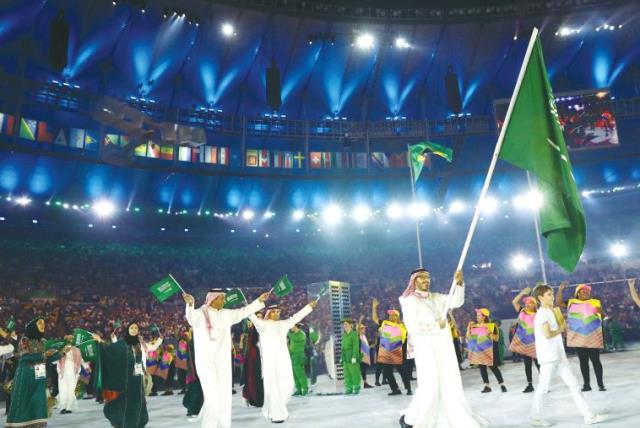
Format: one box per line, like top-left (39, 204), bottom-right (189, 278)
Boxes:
top-left (150, 275), bottom-right (183, 303)
top-left (5, 316), bottom-right (16, 332)
top-left (224, 288), bottom-right (247, 308)
top-left (72, 328), bottom-right (99, 362)
top-left (273, 275), bottom-right (294, 298)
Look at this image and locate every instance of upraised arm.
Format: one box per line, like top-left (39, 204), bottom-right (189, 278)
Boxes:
top-left (448, 270), bottom-right (466, 309)
top-left (228, 297), bottom-right (266, 325)
top-left (628, 279), bottom-right (640, 308)
top-left (372, 298), bottom-right (380, 325)
top-left (512, 287), bottom-right (531, 313)
top-left (282, 303), bottom-right (314, 331)
top-left (556, 282), bottom-right (568, 309)
top-left (183, 293), bottom-right (202, 328)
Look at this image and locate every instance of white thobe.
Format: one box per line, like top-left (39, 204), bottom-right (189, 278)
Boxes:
top-left (56, 347), bottom-right (82, 411)
top-left (399, 286), bottom-right (488, 428)
top-left (0, 343), bottom-right (14, 357)
top-left (249, 305), bottom-right (313, 422)
top-left (186, 299), bottom-right (265, 428)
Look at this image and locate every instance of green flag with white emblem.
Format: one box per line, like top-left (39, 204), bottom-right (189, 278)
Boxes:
top-left (498, 34), bottom-right (585, 272)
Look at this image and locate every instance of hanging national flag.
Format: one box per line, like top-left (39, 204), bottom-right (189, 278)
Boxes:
top-left (160, 145), bottom-right (174, 160)
top-left (246, 149), bottom-right (258, 167)
top-left (259, 149), bottom-right (270, 167)
top-left (84, 129), bottom-right (99, 151)
top-left (178, 146), bottom-right (191, 162)
top-left (149, 275), bottom-right (183, 303)
top-left (219, 147), bottom-right (229, 165)
top-left (103, 133), bottom-right (120, 147)
top-left (293, 152), bottom-right (305, 169)
top-left (272, 151), bottom-right (283, 168)
top-left (134, 143), bottom-right (147, 157)
top-left (3, 115), bottom-right (15, 136)
top-left (371, 152), bottom-right (390, 169)
top-left (272, 275), bottom-right (294, 297)
top-left (284, 152), bottom-right (294, 169)
top-left (310, 152), bottom-right (322, 169)
top-left (19, 118), bottom-right (37, 141)
top-left (354, 152), bottom-right (368, 169)
top-left (53, 129), bottom-right (67, 146)
top-left (409, 142), bottom-right (453, 183)
top-left (498, 32), bottom-right (585, 272)
top-left (224, 288), bottom-right (247, 308)
top-left (69, 128), bottom-right (85, 148)
top-left (37, 121), bottom-right (56, 143)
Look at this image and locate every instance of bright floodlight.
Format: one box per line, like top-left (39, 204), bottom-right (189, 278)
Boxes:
top-left (221, 23), bottom-right (235, 37)
top-left (292, 210), bottom-right (305, 221)
top-left (479, 196), bottom-right (498, 215)
top-left (513, 189), bottom-right (544, 211)
top-left (242, 209), bottom-right (255, 220)
top-left (15, 196), bottom-right (32, 206)
top-left (395, 37), bottom-right (410, 49)
top-left (355, 33), bottom-right (375, 50)
top-left (610, 243), bottom-right (628, 258)
top-left (409, 202), bottom-right (430, 219)
top-left (449, 200), bottom-right (466, 214)
top-left (93, 200), bottom-right (116, 218)
top-left (386, 203), bottom-right (403, 220)
top-left (263, 211), bottom-right (275, 219)
top-left (352, 205), bottom-right (372, 223)
top-left (322, 204), bottom-right (343, 225)
top-left (511, 254), bottom-right (533, 271)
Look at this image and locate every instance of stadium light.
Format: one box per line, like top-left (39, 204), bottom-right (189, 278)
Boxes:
top-left (322, 204), bottom-right (344, 225)
top-left (352, 205), bottom-right (372, 223)
top-left (93, 199), bottom-right (116, 219)
top-left (511, 254), bottom-right (533, 271)
top-left (610, 242), bottom-right (628, 258)
top-left (385, 203), bottom-right (403, 220)
top-left (355, 33), bottom-right (375, 50)
top-left (241, 209), bottom-right (255, 220)
top-left (292, 210), bottom-right (305, 221)
top-left (263, 211), bottom-right (276, 219)
top-left (221, 23), bottom-right (235, 37)
top-left (479, 196), bottom-right (498, 215)
top-left (449, 200), bottom-right (466, 214)
top-left (394, 37), bottom-right (410, 49)
top-left (15, 196), bottom-right (32, 206)
top-left (513, 189), bottom-right (544, 211)
top-left (409, 202), bottom-right (430, 219)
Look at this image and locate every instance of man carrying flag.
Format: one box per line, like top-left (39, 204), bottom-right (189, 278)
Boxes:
top-left (183, 288), bottom-right (270, 428)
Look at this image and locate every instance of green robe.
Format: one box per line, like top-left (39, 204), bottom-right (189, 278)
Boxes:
top-left (7, 337), bottom-right (61, 428)
top-left (182, 339), bottom-right (203, 416)
top-left (101, 340), bottom-right (148, 428)
top-left (340, 330), bottom-right (361, 393)
top-left (288, 330), bottom-right (308, 394)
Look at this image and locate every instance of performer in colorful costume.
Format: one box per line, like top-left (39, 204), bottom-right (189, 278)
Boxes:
top-left (510, 287), bottom-right (539, 393)
top-left (466, 308), bottom-right (507, 393)
top-left (557, 283), bottom-right (606, 391)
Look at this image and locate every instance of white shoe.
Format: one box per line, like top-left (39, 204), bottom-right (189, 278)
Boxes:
top-left (585, 414), bottom-right (608, 425)
top-left (531, 418), bottom-right (553, 427)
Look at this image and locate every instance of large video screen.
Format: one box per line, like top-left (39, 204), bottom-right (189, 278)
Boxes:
top-left (494, 89), bottom-right (620, 150)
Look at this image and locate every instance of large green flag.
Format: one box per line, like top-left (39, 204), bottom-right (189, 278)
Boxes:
top-left (409, 142), bottom-right (453, 183)
top-left (498, 33), bottom-right (585, 272)
top-left (150, 275), bottom-right (183, 303)
top-left (273, 275), bottom-right (294, 298)
top-left (5, 316), bottom-right (16, 332)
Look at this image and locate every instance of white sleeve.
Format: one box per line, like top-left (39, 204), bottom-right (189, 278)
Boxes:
top-left (185, 304), bottom-right (202, 328)
top-left (227, 299), bottom-right (265, 325)
top-left (0, 344), bottom-right (13, 356)
top-left (449, 283), bottom-right (465, 309)
top-left (282, 305), bottom-right (313, 331)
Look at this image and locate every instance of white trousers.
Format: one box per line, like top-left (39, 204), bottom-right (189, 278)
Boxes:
top-left (531, 358), bottom-right (594, 421)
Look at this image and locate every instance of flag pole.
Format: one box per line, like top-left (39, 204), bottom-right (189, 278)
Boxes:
top-left (440, 27), bottom-right (540, 320)
top-left (168, 274), bottom-right (186, 294)
top-left (526, 171), bottom-right (548, 284)
top-left (510, 277), bottom-right (636, 293)
top-left (408, 144), bottom-right (424, 268)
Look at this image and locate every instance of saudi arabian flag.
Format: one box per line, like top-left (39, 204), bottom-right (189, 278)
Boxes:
top-left (150, 275), bottom-right (183, 303)
top-left (273, 275), bottom-right (294, 298)
top-left (44, 338), bottom-right (67, 351)
top-left (498, 32), bottom-right (585, 272)
top-left (5, 316), bottom-right (16, 332)
top-left (409, 142), bottom-right (453, 183)
top-left (72, 328), bottom-right (98, 361)
top-left (224, 288), bottom-right (247, 308)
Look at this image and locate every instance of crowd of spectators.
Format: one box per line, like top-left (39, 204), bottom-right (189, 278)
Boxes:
top-left (0, 233), bottom-right (638, 348)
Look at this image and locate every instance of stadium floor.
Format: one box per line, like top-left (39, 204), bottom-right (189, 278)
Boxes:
top-left (3, 349), bottom-right (639, 427)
